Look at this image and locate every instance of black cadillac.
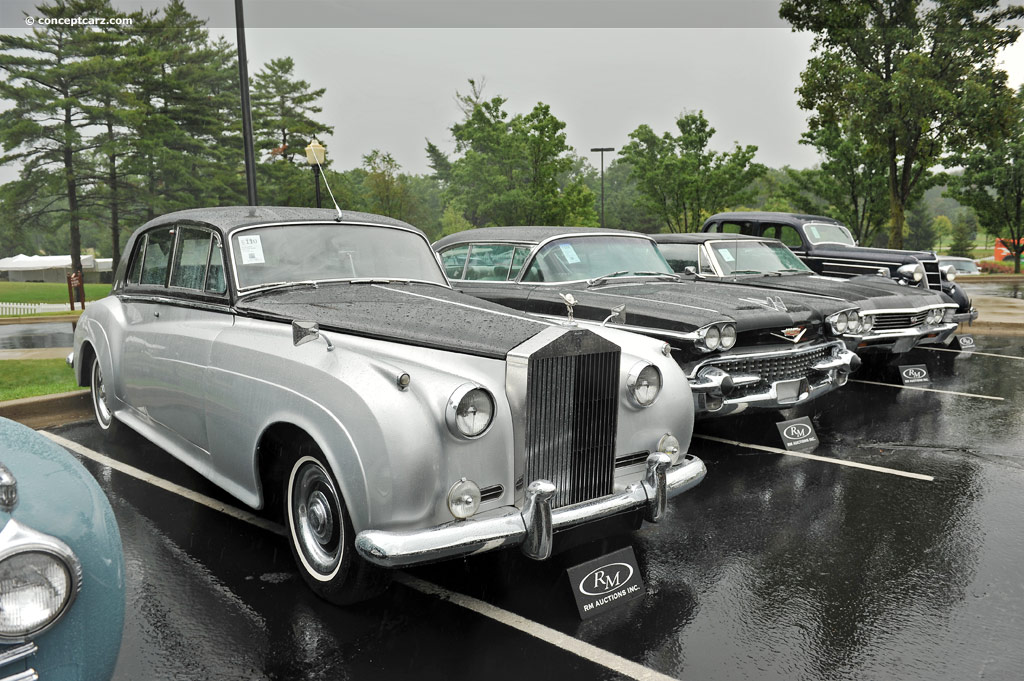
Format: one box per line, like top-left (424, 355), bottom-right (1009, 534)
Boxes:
top-left (434, 226), bottom-right (863, 419)
top-left (654, 232), bottom-right (959, 357)
top-left (700, 211), bottom-right (978, 325)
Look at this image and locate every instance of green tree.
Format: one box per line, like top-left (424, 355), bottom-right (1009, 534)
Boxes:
top-left (362, 150), bottom-right (412, 219)
top-left (785, 122), bottom-right (891, 245)
top-left (618, 111), bottom-right (765, 233)
top-left (426, 82), bottom-right (597, 227)
top-left (251, 56), bottom-right (332, 165)
top-left (780, 0), bottom-right (1024, 249)
top-left (581, 159), bottom-right (663, 233)
top-left (0, 0), bottom-right (121, 272)
top-left (945, 86), bottom-right (1024, 272)
top-left (905, 199), bottom-right (934, 251)
top-left (932, 215), bottom-right (953, 251)
top-left (947, 212), bottom-right (974, 257)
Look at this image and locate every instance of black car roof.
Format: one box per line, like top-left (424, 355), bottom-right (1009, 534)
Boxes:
top-left (654, 232), bottom-right (766, 244)
top-left (703, 212), bottom-right (844, 228)
top-left (138, 206), bottom-right (421, 237)
top-left (433, 226), bottom-right (651, 249)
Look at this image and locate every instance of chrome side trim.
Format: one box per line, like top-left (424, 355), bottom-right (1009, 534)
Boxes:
top-left (353, 453), bottom-right (706, 568)
top-left (0, 642), bottom-right (36, 666)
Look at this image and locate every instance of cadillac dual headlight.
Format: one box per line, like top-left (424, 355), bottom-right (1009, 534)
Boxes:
top-left (446, 384), bottom-right (495, 438)
top-left (627, 362), bottom-right (662, 407)
top-left (0, 549), bottom-right (79, 640)
top-left (828, 310), bottom-right (862, 335)
top-left (695, 323), bottom-right (735, 353)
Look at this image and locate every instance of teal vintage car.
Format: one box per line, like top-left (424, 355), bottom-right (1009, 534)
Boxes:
top-left (0, 417), bottom-right (124, 680)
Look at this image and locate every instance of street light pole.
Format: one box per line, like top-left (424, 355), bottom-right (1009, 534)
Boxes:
top-left (234, 0), bottom-right (258, 207)
top-left (305, 139), bottom-right (327, 209)
top-left (590, 147), bottom-right (614, 229)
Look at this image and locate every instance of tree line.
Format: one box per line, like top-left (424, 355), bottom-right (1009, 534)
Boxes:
top-left (2, 0), bottom-right (1024, 273)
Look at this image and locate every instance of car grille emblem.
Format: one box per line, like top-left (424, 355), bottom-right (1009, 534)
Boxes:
top-left (770, 327), bottom-right (807, 343)
top-left (559, 292), bottom-right (578, 324)
top-left (740, 295), bottom-right (788, 312)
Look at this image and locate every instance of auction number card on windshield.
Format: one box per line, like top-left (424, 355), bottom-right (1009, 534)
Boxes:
top-left (238, 234), bottom-right (265, 264)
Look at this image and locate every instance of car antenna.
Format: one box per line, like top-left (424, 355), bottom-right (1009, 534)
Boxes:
top-left (310, 139), bottom-right (344, 222)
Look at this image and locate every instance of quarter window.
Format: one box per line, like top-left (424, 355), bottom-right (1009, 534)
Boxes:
top-left (465, 244), bottom-right (516, 281)
top-left (440, 245), bottom-right (469, 279)
top-left (206, 234), bottom-right (227, 294)
top-left (139, 227), bottom-right (175, 286)
top-left (509, 246), bottom-right (531, 280)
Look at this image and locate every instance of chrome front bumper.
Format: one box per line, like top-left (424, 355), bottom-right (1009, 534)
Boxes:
top-left (854, 322), bottom-right (958, 353)
top-left (354, 452), bottom-right (706, 569)
top-left (952, 307), bottom-right (979, 325)
top-left (689, 342), bottom-right (859, 416)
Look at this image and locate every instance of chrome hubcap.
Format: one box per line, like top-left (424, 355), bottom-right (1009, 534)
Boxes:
top-left (290, 460), bottom-right (342, 576)
top-left (92, 360), bottom-right (111, 427)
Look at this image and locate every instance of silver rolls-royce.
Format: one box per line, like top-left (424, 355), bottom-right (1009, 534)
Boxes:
top-left (69, 206), bottom-right (705, 605)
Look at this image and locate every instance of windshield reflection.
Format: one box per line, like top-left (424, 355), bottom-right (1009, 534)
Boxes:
top-left (708, 241), bottom-right (812, 275)
top-left (523, 236), bottom-right (673, 283)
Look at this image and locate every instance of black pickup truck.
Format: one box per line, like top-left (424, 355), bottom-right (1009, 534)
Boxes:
top-left (700, 212), bottom-right (977, 325)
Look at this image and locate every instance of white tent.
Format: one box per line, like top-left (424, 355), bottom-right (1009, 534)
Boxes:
top-left (0, 253), bottom-right (107, 283)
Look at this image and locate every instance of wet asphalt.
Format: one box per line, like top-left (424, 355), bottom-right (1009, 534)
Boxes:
top-left (47, 335), bottom-right (1024, 681)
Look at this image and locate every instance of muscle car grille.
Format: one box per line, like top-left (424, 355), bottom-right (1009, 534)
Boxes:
top-left (524, 338), bottom-right (619, 509)
top-left (924, 260), bottom-right (941, 291)
top-left (705, 344), bottom-right (830, 387)
top-left (872, 311), bottom-right (927, 330)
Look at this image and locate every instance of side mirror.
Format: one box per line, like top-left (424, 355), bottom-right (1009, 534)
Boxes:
top-left (292, 320), bottom-right (334, 351)
top-left (683, 266), bottom-right (698, 276)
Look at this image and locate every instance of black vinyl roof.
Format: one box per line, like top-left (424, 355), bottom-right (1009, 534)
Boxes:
top-left (138, 206), bottom-right (420, 236)
top-left (433, 225), bottom-right (651, 249)
top-left (703, 211), bottom-right (844, 227)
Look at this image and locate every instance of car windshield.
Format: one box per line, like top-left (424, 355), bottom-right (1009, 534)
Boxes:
top-left (708, 240), bottom-right (812, 275)
top-left (803, 222), bottom-right (855, 246)
top-left (941, 258), bottom-right (979, 274)
top-left (231, 223), bottom-right (448, 291)
top-left (522, 235), bottom-right (672, 282)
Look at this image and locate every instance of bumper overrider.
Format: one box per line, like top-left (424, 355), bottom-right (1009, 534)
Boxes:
top-left (687, 340), bottom-right (859, 416)
top-left (354, 452), bottom-right (706, 569)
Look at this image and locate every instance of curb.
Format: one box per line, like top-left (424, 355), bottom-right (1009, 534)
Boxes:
top-left (0, 390), bottom-right (92, 430)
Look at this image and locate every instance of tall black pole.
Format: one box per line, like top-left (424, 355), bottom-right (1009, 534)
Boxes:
top-left (235, 0), bottom-right (258, 206)
top-left (591, 147), bottom-right (614, 229)
top-left (314, 165), bottom-right (322, 208)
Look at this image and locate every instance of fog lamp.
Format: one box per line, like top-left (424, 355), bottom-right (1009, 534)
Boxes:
top-left (447, 478), bottom-right (481, 519)
top-left (658, 433), bottom-right (681, 464)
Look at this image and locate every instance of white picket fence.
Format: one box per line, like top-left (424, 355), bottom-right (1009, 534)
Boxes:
top-left (0, 301), bottom-right (90, 316)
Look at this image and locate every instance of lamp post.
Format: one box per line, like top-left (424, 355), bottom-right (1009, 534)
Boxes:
top-left (590, 147), bottom-right (614, 229)
top-left (305, 139), bottom-right (326, 208)
top-left (234, 0), bottom-right (258, 206)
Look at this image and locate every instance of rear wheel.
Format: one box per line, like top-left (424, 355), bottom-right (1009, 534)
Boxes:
top-left (90, 355), bottom-right (123, 439)
top-left (284, 447), bottom-right (390, 605)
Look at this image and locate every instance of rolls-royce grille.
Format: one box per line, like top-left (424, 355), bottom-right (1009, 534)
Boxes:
top-left (872, 311), bottom-right (927, 330)
top-left (705, 344), bottom-right (830, 388)
top-left (524, 338), bottom-right (620, 509)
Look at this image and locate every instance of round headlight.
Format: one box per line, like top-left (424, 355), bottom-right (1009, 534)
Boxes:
top-left (719, 324), bottom-right (737, 350)
top-left (897, 263), bottom-right (924, 283)
top-left (446, 385), bottom-right (495, 438)
top-left (833, 311), bottom-right (848, 333)
top-left (447, 478), bottom-right (481, 519)
top-left (627, 362), bottom-right (663, 407)
top-left (861, 315), bottom-right (874, 332)
top-left (704, 325), bottom-right (721, 351)
top-left (942, 265), bottom-right (957, 282)
top-left (0, 551), bottom-right (75, 639)
top-left (847, 311), bottom-right (862, 333)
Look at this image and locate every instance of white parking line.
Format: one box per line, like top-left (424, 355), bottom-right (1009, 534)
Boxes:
top-left (40, 431), bottom-right (286, 536)
top-left (42, 431), bottom-right (678, 681)
top-left (849, 379), bottom-right (1005, 401)
top-left (921, 346), bottom-right (1024, 361)
top-left (692, 434), bottom-right (935, 482)
top-left (395, 573), bottom-right (679, 681)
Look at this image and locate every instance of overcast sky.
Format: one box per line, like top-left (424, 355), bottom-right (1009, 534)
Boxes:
top-left (1, 0), bottom-right (1022, 181)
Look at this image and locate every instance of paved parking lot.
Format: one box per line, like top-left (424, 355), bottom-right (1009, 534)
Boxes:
top-left (42, 334), bottom-right (1024, 681)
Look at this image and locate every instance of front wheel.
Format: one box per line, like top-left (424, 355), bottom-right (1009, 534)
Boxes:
top-left (284, 450), bottom-right (389, 605)
top-left (90, 355), bottom-right (123, 439)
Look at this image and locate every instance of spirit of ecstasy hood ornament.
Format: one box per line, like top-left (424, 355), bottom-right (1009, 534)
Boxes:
top-left (559, 293), bottom-right (578, 324)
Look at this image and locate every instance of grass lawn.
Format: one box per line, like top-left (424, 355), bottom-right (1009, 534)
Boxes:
top-left (0, 281), bottom-right (111, 304)
top-left (0, 359), bottom-right (81, 401)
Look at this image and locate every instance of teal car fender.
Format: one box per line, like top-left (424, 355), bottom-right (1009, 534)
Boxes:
top-left (0, 417), bottom-right (125, 680)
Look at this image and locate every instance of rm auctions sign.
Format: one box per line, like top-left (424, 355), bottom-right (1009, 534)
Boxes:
top-left (898, 364), bottom-right (931, 385)
top-left (776, 415), bottom-right (819, 453)
top-left (566, 546), bottom-right (645, 619)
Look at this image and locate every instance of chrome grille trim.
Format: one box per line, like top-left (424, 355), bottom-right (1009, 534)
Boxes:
top-left (923, 260), bottom-right (941, 290)
top-left (0, 642), bottom-right (37, 681)
top-left (872, 311), bottom-right (928, 330)
top-left (506, 326), bottom-right (620, 511)
top-left (691, 341), bottom-right (845, 396)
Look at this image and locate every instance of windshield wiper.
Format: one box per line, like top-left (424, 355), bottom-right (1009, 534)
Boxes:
top-left (587, 270), bottom-right (628, 286)
top-left (729, 270), bottom-right (763, 275)
top-left (634, 270), bottom-right (681, 281)
top-left (250, 280), bottom-right (320, 294)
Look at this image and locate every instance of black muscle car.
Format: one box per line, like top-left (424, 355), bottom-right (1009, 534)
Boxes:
top-left (700, 212), bottom-right (977, 325)
top-left (434, 227), bottom-right (863, 418)
top-left (654, 232), bottom-right (959, 356)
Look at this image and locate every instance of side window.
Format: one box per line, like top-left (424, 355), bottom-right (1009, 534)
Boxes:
top-left (127, 235), bottom-right (147, 285)
top-left (139, 226), bottom-right (175, 287)
top-left (775, 225), bottom-right (804, 248)
top-left (659, 243), bottom-right (700, 273)
top-left (440, 245), bottom-right (469, 279)
top-left (508, 246), bottom-right (531, 280)
top-left (465, 244), bottom-right (516, 281)
top-left (170, 226), bottom-right (212, 291)
top-left (720, 221), bottom-right (745, 234)
top-left (206, 234), bottom-right (227, 294)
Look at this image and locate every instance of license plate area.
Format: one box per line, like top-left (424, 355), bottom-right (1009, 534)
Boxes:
top-left (775, 378), bottom-right (803, 404)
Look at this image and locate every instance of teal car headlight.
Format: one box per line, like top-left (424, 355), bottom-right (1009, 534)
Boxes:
top-left (0, 521), bottom-right (82, 641)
